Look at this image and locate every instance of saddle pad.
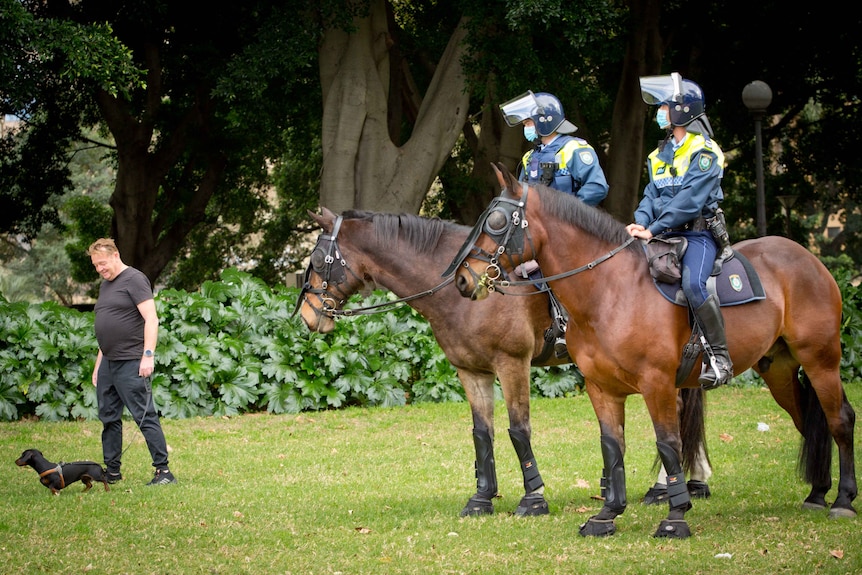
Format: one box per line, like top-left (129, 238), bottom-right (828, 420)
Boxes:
top-left (654, 251), bottom-right (766, 307)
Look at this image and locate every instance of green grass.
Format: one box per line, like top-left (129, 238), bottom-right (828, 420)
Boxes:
top-left (2, 385), bottom-right (860, 574)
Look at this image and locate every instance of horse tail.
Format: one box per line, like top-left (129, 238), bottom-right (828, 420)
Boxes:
top-left (679, 387), bottom-right (709, 474)
top-left (797, 370), bottom-right (833, 486)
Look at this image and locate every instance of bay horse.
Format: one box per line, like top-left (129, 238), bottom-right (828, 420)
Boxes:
top-left (450, 162), bottom-right (857, 538)
top-left (296, 207), bottom-right (713, 517)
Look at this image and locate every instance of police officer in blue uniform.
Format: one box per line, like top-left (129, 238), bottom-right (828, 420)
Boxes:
top-left (500, 91), bottom-right (609, 357)
top-left (625, 73), bottom-right (733, 389)
top-left (500, 91), bottom-right (609, 204)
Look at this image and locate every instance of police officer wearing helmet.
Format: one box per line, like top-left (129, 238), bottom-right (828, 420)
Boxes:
top-left (499, 91), bottom-right (609, 359)
top-left (500, 91), bottom-right (609, 205)
top-left (625, 72), bottom-right (733, 389)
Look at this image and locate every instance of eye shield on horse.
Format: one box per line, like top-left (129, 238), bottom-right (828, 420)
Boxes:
top-left (442, 189), bottom-right (529, 277)
top-left (292, 217), bottom-right (347, 316)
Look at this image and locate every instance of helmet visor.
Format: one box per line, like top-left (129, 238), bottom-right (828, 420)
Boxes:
top-left (499, 91), bottom-right (538, 127)
top-left (639, 73), bottom-right (683, 105)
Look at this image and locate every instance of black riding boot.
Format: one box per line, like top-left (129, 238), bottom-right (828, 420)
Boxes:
top-left (693, 294), bottom-right (733, 389)
top-left (548, 292), bottom-right (569, 359)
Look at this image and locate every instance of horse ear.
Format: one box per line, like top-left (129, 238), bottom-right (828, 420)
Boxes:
top-left (308, 208), bottom-right (335, 232)
top-left (495, 162), bottom-right (518, 192)
top-left (491, 162), bottom-right (507, 191)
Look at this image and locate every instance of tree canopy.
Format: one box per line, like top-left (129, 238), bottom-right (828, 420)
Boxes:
top-left (2, 0), bottom-right (862, 297)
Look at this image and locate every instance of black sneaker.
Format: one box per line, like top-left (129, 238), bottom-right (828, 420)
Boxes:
top-left (106, 472), bottom-right (123, 484)
top-left (146, 469), bottom-right (177, 486)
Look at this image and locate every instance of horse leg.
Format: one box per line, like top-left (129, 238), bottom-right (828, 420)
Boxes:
top-left (459, 371), bottom-right (498, 517)
top-left (460, 427), bottom-right (497, 516)
top-left (579, 434), bottom-right (627, 537)
top-left (653, 441), bottom-right (693, 538)
top-left (498, 360), bottom-right (549, 516)
top-left (509, 428), bottom-right (548, 516)
top-left (644, 389), bottom-right (712, 504)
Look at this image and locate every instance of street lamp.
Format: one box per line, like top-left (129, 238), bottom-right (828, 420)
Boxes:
top-left (742, 80), bottom-right (773, 237)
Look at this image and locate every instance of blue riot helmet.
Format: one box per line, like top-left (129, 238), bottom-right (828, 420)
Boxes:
top-left (639, 72), bottom-right (712, 136)
top-left (499, 91), bottom-right (578, 136)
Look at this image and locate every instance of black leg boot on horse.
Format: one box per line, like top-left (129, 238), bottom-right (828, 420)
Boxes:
top-left (653, 441), bottom-right (693, 538)
top-left (509, 428), bottom-right (549, 516)
top-left (461, 428), bottom-right (498, 516)
top-left (694, 294), bottom-right (733, 390)
top-left (579, 434), bottom-right (627, 537)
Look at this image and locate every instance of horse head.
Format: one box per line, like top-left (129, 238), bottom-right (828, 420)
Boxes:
top-left (296, 207), bottom-right (365, 333)
top-left (449, 162), bottom-right (541, 301)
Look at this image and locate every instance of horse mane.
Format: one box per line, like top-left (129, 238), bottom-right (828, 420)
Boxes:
top-left (340, 209), bottom-right (467, 255)
top-left (529, 185), bottom-right (643, 256)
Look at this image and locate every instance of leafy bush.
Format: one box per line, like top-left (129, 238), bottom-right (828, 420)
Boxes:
top-left (0, 269), bottom-right (582, 421)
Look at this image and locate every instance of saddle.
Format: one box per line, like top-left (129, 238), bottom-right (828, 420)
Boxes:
top-left (649, 249), bottom-right (766, 386)
top-left (652, 250), bottom-right (766, 307)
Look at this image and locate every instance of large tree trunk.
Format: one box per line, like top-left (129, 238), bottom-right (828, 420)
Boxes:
top-left (604, 0), bottom-right (664, 223)
top-left (318, 0), bottom-right (470, 214)
top-left (95, 46), bottom-right (223, 284)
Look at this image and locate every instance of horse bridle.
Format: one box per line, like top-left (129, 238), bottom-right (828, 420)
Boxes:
top-left (293, 216), bottom-right (356, 322)
top-left (293, 215), bottom-right (455, 322)
top-left (448, 182), bottom-right (635, 294)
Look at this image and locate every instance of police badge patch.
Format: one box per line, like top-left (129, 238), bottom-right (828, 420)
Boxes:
top-left (729, 274), bottom-right (743, 292)
top-left (698, 153), bottom-right (714, 171)
top-left (579, 151), bottom-right (594, 165)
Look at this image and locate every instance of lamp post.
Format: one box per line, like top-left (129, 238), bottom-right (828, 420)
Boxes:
top-left (742, 80), bottom-right (773, 237)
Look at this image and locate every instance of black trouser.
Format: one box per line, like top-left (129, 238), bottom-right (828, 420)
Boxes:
top-left (97, 359), bottom-right (169, 473)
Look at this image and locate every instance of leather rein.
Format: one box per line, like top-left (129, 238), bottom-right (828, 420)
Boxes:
top-left (464, 183), bottom-right (635, 295)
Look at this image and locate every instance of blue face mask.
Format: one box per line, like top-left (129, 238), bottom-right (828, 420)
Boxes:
top-left (656, 108), bottom-right (671, 130)
top-left (523, 125), bottom-right (538, 142)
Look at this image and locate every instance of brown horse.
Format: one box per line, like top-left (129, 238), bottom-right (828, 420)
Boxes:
top-left (450, 162), bottom-right (857, 538)
top-left (297, 207), bottom-right (712, 517)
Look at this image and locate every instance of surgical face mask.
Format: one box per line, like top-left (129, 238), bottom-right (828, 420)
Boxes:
top-left (523, 125), bottom-right (538, 142)
top-left (656, 108), bottom-right (671, 130)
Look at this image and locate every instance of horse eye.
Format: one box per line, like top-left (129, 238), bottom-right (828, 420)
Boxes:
top-left (485, 209), bottom-right (509, 234)
top-left (310, 249), bottom-right (326, 272)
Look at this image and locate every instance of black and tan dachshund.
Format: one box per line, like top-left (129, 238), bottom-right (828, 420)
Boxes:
top-left (15, 449), bottom-right (110, 495)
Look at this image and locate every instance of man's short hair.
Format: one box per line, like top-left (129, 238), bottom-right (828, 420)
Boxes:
top-left (88, 238), bottom-right (119, 256)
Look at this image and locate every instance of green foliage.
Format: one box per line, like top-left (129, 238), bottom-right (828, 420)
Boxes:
top-left (0, 269), bottom-right (582, 421)
top-left (823, 256), bottom-right (862, 382)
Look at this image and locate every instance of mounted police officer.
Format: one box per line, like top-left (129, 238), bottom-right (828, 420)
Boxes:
top-left (625, 73), bottom-right (733, 389)
top-left (499, 91), bottom-right (609, 358)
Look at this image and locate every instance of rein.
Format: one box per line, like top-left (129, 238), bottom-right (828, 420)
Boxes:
top-left (490, 237), bottom-right (636, 294)
top-left (468, 183), bottom-right (636, 294)
top-left (296, 215), bottom-right (456, 320)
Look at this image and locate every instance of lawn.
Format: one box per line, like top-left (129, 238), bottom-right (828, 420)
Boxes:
top-left (2, 384), bottom-right (860, 574)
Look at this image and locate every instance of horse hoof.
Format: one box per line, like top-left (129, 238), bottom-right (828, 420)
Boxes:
top-left (653, 519), bottom-right (691, 539)
top-left (801, 501), bottom-right (827, 511)
top-left (642, 484), bottom-right (668, 505)
top-left (460, 496), bottom-right (494, 517)
top-left (578, 518), bottom-right (616, 537)
top-left (687, 480), bottom-right (711, 499)
top-left (828, 507), bottom-right (857, 519)
top-left (514, 494), bottom-right (549, 517)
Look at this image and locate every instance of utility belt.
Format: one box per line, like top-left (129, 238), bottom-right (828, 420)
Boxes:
top-left (665, 216), bottom-right (708, 233)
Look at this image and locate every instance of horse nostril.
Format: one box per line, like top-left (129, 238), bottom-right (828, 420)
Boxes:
top-left (455, 274), bottom-right (467, 292)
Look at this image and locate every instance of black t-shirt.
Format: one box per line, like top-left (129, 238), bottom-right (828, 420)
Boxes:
top-left (94, 267), bottom-right (153, 360)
